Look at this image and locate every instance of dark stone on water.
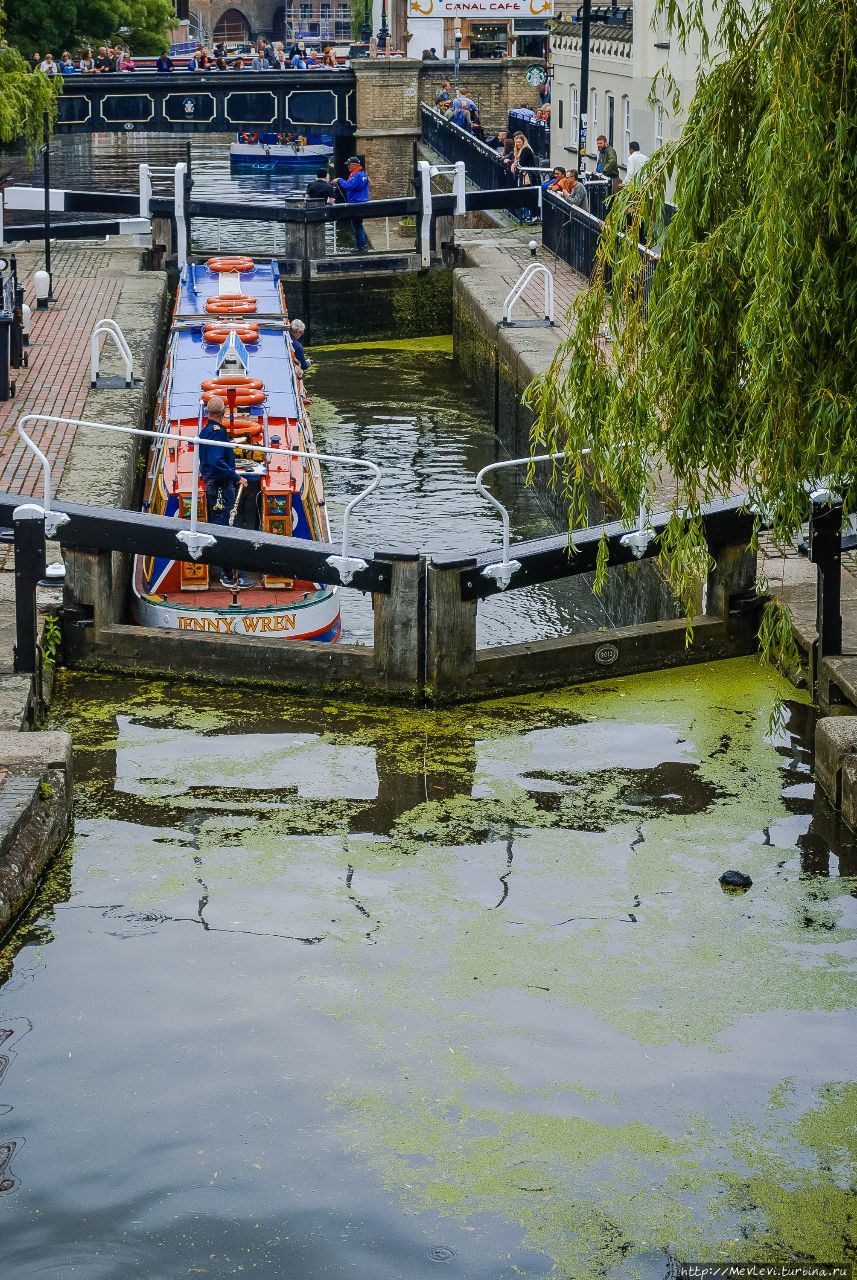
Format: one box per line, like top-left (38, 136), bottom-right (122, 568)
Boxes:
top-left (720, 869), bottom-right (753, 890)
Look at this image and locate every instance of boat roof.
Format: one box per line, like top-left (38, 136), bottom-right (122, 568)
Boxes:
top-left (167, 325), bottom-right (300, 421)
top-left (176, 260), bottom-right (285, 318)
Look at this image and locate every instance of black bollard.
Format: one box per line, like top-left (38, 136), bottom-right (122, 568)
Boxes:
top-left (13, 506), bottom-right (47, 674)
top-left (809, 500), bottom-right (843, 664)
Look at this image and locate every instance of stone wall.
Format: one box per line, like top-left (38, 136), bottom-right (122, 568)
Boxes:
top-left (353, 57), bottom-right (538, 198)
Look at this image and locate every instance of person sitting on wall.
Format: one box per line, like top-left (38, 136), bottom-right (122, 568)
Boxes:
top-left (156, 50), bottom-right (174, 72)
top-left (435, 79), bottom-right (452, 106)
top-left (198, 396), bottom-right (251, 588)
top-left (58, 51), bottom-right (77, 73)
top-left (290, 50), bottom-right (307, 69)
top-left (543, 165), bottom-right (566, 193)
top-left (93, 46), bottom-right (112, 71)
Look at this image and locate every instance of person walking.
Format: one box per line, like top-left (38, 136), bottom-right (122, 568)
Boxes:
top-left (337, 156), bottom-right (370, 252)
top-left (199, 396), bottom-right (250, 588)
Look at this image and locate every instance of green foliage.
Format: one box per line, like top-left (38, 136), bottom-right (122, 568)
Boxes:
top-left (38, 779), bottom-right (54, 801)
top-left (41, 614), bottom-right (62, 666)
top-left (528, 0), bottom-right (856, 664)
top-left (0, 44), bottom-right (60, 154)
top-left (4, 0), bottom-right (175, 59)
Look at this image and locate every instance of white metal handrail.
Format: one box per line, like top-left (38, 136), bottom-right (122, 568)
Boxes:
top-left (475, 448), bottom-right (654, 591)
top-left (501, 262), bottom-right (554, 327)
top-left (475, 451), bottom-right (579, 589)
top-left (14, 414), bottom-right (381, 583)
top-left (90, 319), bottom-right (134, 388)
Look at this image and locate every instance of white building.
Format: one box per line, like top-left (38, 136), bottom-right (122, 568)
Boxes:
top-left (549, 1), bottom-right (711, 173)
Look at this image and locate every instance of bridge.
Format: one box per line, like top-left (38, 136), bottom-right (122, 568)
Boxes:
top-left (55, 70), bottom-right (356, 137)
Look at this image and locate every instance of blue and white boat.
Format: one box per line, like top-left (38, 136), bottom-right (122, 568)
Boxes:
top-left (229, 131), bottom-right (333, 168)
top-left (132, 254), bottom-right (341, 643)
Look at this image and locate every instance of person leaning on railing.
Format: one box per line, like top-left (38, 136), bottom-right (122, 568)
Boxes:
top-left (510, 132), bottom-right (538, 223)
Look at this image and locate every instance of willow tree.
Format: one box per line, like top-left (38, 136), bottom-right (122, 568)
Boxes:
top-left (528, 0), bottom-right (856, 657)
top-left (0, 39), bottom-right (60, 155)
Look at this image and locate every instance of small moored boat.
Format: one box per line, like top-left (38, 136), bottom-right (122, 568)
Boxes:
top-left (132, 254), bottom-right (341, 643)
top-left (229, 130), bottom-right (333, 168)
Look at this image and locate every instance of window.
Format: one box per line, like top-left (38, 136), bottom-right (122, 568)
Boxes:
top-left (622, 95), bottom-right (631, 156)
top-left (655, 99), bottom-right (664, 147)
top-left (606, 92), bottom-right (614, 146)
top-left (335, 2), bottom-right (350, 36)
top-left (570, 85), bottom-right (579, 152)
top-left (558, 98), bottom-right (563, 129)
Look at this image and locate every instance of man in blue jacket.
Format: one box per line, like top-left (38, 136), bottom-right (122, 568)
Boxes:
top-left (199, 396), bottom-right (250, 587)
top-left (337, 156), bottom-right (370, 252)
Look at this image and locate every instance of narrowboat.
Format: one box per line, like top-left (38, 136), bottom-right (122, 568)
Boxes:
top-left (229, 131), bottom-right (334, 168)
top-left (131, 254), bottom-right (341, 642)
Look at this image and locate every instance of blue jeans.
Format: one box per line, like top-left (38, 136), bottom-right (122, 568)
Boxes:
top-left (352, 216), bottom-right (369, 250)
top-left (205, 478), bottom-right (237, 578)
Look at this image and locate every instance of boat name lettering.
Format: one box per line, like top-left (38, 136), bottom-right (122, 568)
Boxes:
top-left (177, 614), bottom-right (297, 633)
top-left (243, 614), bottom-right (297, 633)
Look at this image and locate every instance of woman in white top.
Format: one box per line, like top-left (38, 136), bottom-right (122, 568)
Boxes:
top-left (39, 54), bottom-right (59, 76)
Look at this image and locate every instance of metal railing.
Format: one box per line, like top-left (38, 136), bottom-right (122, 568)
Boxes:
top-left (541, 189), bottom-right (658, 313)
top-left (501, 263), bottom-right (554, 327)
top-left (421, 104), bottom-right (517, 195)
top-left (14, 414), bottom-right (381, 583)
top-left (90, 319), bottom-right (134, 388)
top-left (507, 111), bottom-right (550, 165)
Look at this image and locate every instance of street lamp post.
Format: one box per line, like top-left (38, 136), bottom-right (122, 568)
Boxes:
top-left (453, 27), bottom-right (462, 93)
top-left (577, 0), bottom-right (591, 173)
top-left (377, 0), bottom-right (390, 48)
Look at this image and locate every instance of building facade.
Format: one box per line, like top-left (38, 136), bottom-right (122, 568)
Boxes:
top-left (549, 1), bottom-right (709, 173)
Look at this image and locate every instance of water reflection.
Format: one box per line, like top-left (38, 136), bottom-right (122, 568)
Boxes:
top-left (0, 661), bottom-right (855, 1278)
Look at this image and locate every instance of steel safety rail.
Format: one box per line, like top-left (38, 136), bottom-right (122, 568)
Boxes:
top-left (442, 491), bottom-right (757, 602)
top-left (12, 414), bottom-right (385, 588)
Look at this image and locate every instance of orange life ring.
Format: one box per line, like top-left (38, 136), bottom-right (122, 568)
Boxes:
top-left (224, 417), bottom-right (264, 439)
top-left (201, 388), bottom-right (266, 406)
top-left (201, 376), bottom-right (264, 391)
top-left (203, 325), bottom-right (259, 344)
top-left (207, 255), bottom-right (255, 273)
top-left (205, 296), bottom-right (257, 315)
top-left (240, 133), bottom-right (259, 145)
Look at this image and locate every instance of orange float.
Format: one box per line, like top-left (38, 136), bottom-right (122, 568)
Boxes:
top-left (207, 256), bottom-right (255, 273)
top-left (205, 296), bottom-right (257, 315)
top-left (203, 325), bottom-right (259, 345)
top-left (201, 388), bottom-right (266, 407)
top-left (223, 416), bottom-right (264, 440)
top-left (201, 376), bottom-right (264, 391)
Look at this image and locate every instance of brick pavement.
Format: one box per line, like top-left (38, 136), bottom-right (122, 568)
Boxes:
top-left (0, 250), bottom-right (125, 500)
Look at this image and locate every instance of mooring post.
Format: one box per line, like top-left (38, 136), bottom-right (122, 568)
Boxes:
top-left (13, 505), bottom-right (46, 675)
top-left (425, 558), bottom-right (477, 701)
top-left (373, 552), bottom-right (425, 694)
top-left (809, 501), bottom-right (843, 683)
top-left (705, 541), bottom-right (757, 620)
top-left (63, 547), bottom-right (114, 636)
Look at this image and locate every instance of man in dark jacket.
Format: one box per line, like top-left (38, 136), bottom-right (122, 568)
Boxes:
top-left (199, 396), bottom-right (249, 587)
top-left (595, 134), bottom-right (620, 179)
top-left (337, 156), bottom-right (370, 251)
top-left (306, 169), bottom-right (337, 202)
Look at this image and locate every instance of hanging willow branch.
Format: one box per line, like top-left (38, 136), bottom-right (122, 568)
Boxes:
top-left (527, 0), bottom-right (856, 661)
top-left (0, 43), bottom-right (61, 157)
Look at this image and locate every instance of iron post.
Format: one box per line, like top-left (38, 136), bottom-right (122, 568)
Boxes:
top-left (809, 500), bottom-right (843, 676)
top-left (41, 111), bottom-right (54, 299)
top-left (377, 0), bottom-right (391, 48)
top-left (13, 506), bottom-right (46, 675)
top-left (577, 0), bottom-right (591, 173)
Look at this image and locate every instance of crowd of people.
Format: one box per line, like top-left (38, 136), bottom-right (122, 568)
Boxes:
top-left (26, 37), bottom-right (343, 75)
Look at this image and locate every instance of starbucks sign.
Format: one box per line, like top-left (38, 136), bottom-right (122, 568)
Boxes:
top-left (525, 65), bottom-right (547, 86)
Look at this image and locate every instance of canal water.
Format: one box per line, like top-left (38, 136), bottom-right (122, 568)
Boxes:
top-left (1, 659), bottom-right (855, 1277)
top-left (306, 337), bottom-right (608, 646)
top-left (3, 132), bottom-right (326, 254)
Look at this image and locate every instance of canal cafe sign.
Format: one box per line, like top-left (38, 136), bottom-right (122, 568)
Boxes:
top-left (409, 0), bottom-right (554, 16)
